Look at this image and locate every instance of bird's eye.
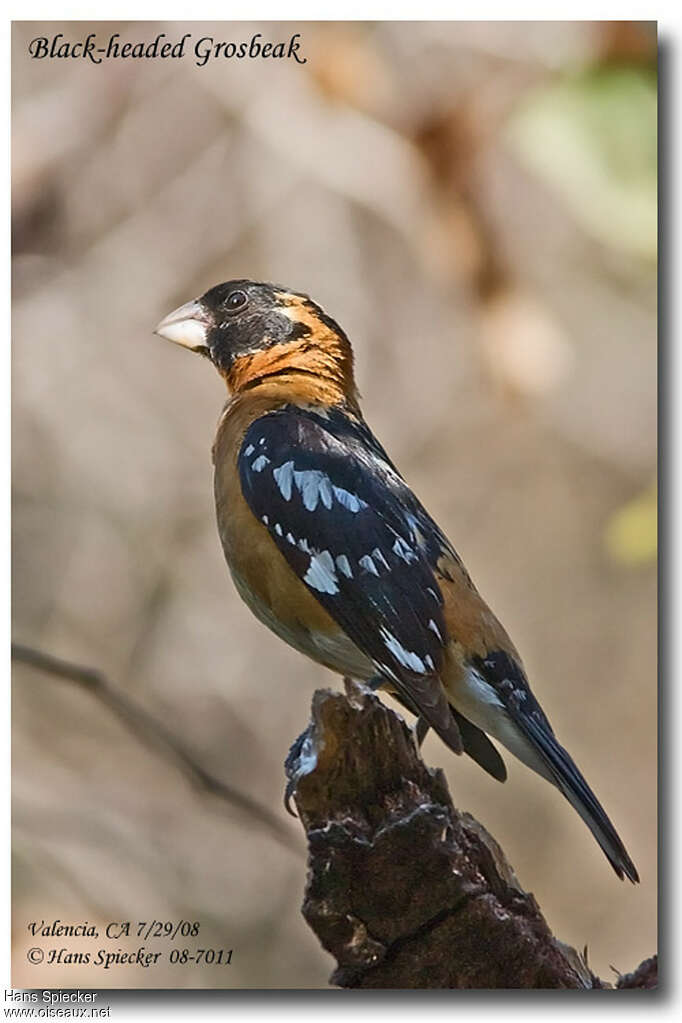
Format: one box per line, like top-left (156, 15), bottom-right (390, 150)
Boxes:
top-left (225, 290), bottom-right (248, 312)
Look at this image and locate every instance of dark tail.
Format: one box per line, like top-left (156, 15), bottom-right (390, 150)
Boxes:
top-left (523, 714), bottom-right (639, 883)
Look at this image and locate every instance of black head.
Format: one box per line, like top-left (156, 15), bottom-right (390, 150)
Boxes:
top-left (155, 279), bottom-right (341, 376)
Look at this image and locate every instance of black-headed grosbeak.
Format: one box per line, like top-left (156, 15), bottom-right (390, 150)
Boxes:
top-left (155, 279), bottom-right (638, 883)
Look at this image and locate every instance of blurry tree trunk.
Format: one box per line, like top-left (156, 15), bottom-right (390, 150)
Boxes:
top-left (286, 685), bottom-right (656, 990)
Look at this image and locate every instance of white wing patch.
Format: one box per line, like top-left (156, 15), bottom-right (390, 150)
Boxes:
top-left (303, 550), bottom-right (339, 594)
top-left (273, 460), bottom-right (295, 501)
top-left (335, 554), bottom-right (353, 578)
top-left (428, 618), bottom-right (443, 642)
top-left (372, 547), bottom-right (390, 571)
top-left (240, 412), bottom-right (452, 696)
top-left (293, 468), bottom-right (333, 511)
top-left (271, 457), bottom-right (365, 517)
top-left (379, 627), bottom-right (427, 674)
top-left (332, 486), bottom-right (367, 513)
top-left (359, 554), bottom-right (379, 576)
top-left (393, 536), bottom-right (418, 563)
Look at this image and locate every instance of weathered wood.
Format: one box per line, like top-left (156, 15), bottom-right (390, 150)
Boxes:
top-left (286, 685), bottom-right (655, 990)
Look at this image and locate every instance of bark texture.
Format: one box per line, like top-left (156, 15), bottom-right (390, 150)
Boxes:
top-left (286, 685), bottom-right (656, 990)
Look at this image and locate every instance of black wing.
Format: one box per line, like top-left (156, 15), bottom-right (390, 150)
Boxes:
top-left (238, 405), bottom-right (463, 753)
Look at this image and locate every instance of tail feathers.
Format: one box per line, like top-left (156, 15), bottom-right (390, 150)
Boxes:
top-left (392, 674), bottom-right (465, 756)
top-left (376, 674), bottom-right (464, 756)
top-left (453, 710), bottom-right (508, 782)
top-left (522, 714), bottom-right (639, 883)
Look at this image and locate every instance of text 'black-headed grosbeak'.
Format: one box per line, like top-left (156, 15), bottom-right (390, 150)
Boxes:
top-left (155, 279), bottom-right (638, 883)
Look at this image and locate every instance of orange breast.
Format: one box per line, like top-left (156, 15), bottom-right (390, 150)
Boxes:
top-left (212, 391), bottom-right (367, 676)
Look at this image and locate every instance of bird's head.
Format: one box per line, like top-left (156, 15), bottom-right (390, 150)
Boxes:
top-left (155, 279), bottom-right (358, 407)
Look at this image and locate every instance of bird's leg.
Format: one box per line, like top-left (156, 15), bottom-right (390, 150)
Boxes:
top-left (365, 674), bottom-right (430, 748)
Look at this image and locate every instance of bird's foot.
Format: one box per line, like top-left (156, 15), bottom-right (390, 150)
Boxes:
top-left (283, 722), bottom-right (317, 817)
top-left (283, 776), bottom-right (298, 818)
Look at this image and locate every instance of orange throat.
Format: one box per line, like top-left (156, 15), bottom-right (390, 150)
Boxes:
top-left (221, 300), bottom-right (360, 411)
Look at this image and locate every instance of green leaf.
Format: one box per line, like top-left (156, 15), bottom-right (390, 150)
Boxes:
top-left (604, 485), bottom-right (657, 566)
top-left (507, 67), bottom-right (657, 260)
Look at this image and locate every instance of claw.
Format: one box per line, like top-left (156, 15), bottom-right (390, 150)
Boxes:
top-left (283, 777), bottom-right (299, 818)
top-left (283, 724), bottom-right (314, 818)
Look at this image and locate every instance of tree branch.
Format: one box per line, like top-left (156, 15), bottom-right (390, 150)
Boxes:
top-left (12, 642), bottom-right (299, 854)
top-left (286, 683), bottom-right (656, 989)
top-left (13, 642), bottom-right (655, 988)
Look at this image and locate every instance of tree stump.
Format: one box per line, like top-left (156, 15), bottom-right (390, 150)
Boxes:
top-left (285, 684), bottom-right (656, 990)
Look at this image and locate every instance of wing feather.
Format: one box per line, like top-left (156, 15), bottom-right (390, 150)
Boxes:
top-left (239, 406), bottom-right (463, 753)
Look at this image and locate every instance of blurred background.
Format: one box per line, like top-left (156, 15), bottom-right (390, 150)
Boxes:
top-left (12, 20), bottom-right (657, 989)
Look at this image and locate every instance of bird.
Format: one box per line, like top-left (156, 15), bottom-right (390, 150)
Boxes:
top-left (155, 278), bottom-right (639, 883)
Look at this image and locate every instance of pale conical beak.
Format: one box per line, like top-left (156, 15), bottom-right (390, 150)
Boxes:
top-left (154, 299), bottom-right (212, 351)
